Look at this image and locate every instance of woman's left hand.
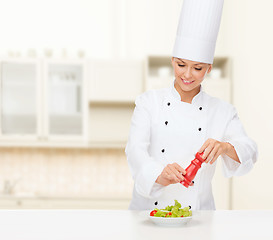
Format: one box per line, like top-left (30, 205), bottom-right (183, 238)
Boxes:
top-left (198, 138), bottom-right (230, 164)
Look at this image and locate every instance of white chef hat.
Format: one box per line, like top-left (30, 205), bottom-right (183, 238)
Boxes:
top-left (173, 0), bottom-right (224, 64)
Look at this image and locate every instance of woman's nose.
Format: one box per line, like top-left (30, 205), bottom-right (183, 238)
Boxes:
top-left (184, 67), bottom-right (192, 79)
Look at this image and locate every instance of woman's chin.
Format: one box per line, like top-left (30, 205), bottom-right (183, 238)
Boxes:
top-left (178, 83), bottom-right (197, 92)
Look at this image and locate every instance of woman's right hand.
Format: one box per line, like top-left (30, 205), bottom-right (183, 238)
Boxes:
top-left (155, 163), bottom-right (186, 186)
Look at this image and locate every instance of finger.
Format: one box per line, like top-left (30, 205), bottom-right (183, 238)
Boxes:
top-left (172, 163), bottom-right (186, 175)
top-left (169, 174), bottom-right (180, 183)
top-left (161, 166), bottom-right (171, 180)
top-left (206, 145), bottom-right (219, 164)
top-left (203, 145), bottom-right (214, 162)
top-left (160, 172), bottom-right (169, 183)
top-left (168, 164), bottom-right (184, 181)
top-left (198, 139), bottom-right (210, 153)
top-left (165, 166), bottom-right (180, 183)
top-left (208, 142), bottom-right (221, 162)
top-left (210, 149), bottom-right (221, 164)
top-left (164, 166), bottom-right (172, 178)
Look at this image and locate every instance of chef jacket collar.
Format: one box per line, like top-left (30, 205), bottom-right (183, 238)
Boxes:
top-left (170, 80), bottom-right (203, 105)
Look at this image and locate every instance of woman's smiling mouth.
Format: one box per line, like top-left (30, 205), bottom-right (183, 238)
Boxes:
top-left (181, 78), bottom-right (194, 85)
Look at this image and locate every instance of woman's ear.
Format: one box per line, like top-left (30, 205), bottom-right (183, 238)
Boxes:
top-left (207, 64), bottom-right (212, 74)
top-left (171, 57), bottom-right (175, 68)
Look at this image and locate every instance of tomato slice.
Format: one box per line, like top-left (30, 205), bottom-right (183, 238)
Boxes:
top-left (165, 212), bottom-right (172, 217)
top-left (150, 210), bottom-right (157, 216)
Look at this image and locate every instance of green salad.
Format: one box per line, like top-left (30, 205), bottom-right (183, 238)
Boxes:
top-left (149, 200), bottom-right (192, 218)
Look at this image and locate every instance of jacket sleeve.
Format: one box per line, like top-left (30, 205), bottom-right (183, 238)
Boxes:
top-left (125, 91), bottom-right (165, 199)
top-left (221, 106), bottom-right (258, 178)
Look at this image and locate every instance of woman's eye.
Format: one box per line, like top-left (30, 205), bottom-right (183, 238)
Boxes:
top-left (195, 68), bottom-right (202, 71)
top-left (178, 64), bottom-right (185, 67)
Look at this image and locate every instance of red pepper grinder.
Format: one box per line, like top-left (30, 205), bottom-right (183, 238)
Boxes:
top-left (180, 152), bottom-right (206, 188)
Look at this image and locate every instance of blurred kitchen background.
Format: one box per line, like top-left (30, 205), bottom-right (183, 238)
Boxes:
top-left (0, 0), bottom-right (272, 210)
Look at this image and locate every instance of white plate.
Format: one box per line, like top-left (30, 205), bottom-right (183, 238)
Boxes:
top-left (148, 211), bottom-right (192, 227)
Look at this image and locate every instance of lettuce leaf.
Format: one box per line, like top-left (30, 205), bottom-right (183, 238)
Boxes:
top-left (151, 200), bottom-right (192, 218)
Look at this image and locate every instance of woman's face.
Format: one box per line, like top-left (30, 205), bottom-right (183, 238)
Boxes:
top-left (172, 57), bottom-right (212, 93)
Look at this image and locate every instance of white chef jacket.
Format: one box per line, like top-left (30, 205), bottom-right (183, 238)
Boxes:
top-left (125, 82), bottom-right (258, 210)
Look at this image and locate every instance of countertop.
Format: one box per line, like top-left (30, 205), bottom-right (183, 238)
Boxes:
top-left (0, 210), bottom-right (272, 240)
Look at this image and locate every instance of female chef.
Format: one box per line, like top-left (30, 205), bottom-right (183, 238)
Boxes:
top-left (125, 0), bottom-right (258, 210)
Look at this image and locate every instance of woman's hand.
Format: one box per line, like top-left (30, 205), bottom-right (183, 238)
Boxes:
top-left (155, 163), bottom-right (186, 186)
top-left (198, 138), bottom-right (238, 164)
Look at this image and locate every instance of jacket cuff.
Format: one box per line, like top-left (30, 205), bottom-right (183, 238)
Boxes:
top-left (222, 141), bottom-right (254, 177)
top-left (135, 160), bottom-right (164, 199)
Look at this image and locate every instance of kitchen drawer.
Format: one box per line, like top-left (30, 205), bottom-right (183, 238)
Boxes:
top-left (0, 198), bottom-right (130, 209)
top-left (0, 199), bottom-right (22, 208)
top-left (89, 105), bottom-right (134, 144)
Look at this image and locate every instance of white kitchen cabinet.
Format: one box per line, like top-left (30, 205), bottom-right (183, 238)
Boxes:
top-left (89, 60), bottom-right (143, 103)
top-left (0, 58), bottom-right (88, 146)
top-left (89, 104), bottom-right (134, 146)
top-left (87, 59), bottom-right (143, 147)
top-left (0, 59), bottom-right (42, 141)
top-left (1, 62), bottom-right (37, 135)
top-left (43, 60), bottom-right (88, 142)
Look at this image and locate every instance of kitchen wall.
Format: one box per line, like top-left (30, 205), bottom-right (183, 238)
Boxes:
top-left (0, 0), bottom-right (183, 59)
top-left (0, 0), bottom-right (272, 209)
top-left (223, 0), bottom-right (273, 209)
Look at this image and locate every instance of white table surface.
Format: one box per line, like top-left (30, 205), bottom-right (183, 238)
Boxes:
top-left (0, 210), bottom-right (272, 240)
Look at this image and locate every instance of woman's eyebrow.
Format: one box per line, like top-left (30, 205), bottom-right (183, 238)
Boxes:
top-left (177, 58), bottom-right (184, 62)
top-left (176, 58), bottom-right (186, 64)
top-left (176, 58), bottom-right (203, 66)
